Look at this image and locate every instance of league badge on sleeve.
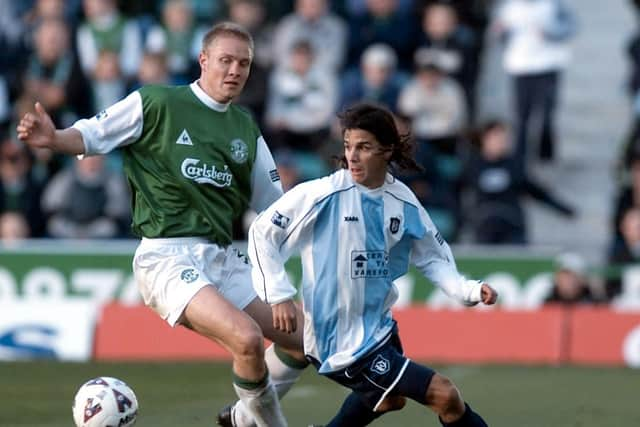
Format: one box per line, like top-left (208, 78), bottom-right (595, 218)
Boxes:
top-left (271, 210), bottom-right (290, 229)
top-left (269, 169), bottom-right (280, 182)
top-left (95, 110), bottom-right (108, 121)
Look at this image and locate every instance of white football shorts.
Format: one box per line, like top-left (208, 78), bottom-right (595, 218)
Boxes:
top-left (133, 237), bottom-right (257, 326)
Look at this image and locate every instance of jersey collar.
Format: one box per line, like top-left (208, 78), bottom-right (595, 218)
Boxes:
top-left (190, 81), bottom-right (230, 112)
top-left (346, 170), bottom-right (395, 195)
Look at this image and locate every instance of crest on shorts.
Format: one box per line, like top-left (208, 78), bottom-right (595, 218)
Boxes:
top-left (230, 139), bottom-right (249, 164)
top-left (180, 268), bottom-right (199, 283)
top-left (370, 354), bottom-right (390, 375)
top-left (389, 217), bottom-right (400, 234)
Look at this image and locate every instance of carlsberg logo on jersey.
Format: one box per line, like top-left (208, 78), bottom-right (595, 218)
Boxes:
top-left (181, 158), bottom-right (233, 187)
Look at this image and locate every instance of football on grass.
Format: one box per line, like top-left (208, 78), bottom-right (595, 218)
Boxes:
top-left (72, 376), bottom-right (138, 427)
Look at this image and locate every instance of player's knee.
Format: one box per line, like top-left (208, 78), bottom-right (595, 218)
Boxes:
top-left (375, 395), bottom-right (406, 413)
top-left (427, 374), bottom-right (464, 416)
top-left (232, 323), bottom-right (264, 360)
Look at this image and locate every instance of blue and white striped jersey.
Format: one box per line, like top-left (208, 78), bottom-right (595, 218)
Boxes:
top-left (249, 169), bottom-right (482, 373)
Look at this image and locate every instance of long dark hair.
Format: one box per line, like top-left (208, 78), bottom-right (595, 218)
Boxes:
top-left (336, 103), bottom-right (422, 173)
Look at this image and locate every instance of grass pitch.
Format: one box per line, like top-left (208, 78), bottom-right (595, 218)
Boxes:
top-left (1, 361), bottom-right (638, 426)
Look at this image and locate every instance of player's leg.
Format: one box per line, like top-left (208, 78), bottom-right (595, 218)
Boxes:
top-left (323, 392), bottom-right (397, 427)
top-left (245, 298), bottom-right (308, 397)
top-left (395, 362), bottom-right (488, 426)
top-left (182, 286), bottom-right (286, 427)
top-left (133, 241), bottom-right (286, 427)
top-left (219, 298), bottom-right (308, 427)
top-left (429, 376), bottom-right (487, 426)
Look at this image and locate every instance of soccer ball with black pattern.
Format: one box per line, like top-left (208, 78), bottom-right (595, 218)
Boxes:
top-left (72, 377), bottom-right (138, 427)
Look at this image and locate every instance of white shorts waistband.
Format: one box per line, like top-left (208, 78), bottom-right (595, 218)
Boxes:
top-left (140, 237), bottom-right (214, 246)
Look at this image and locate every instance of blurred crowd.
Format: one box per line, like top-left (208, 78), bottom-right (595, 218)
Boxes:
top-left (0, 0), bottom-right (637, 304)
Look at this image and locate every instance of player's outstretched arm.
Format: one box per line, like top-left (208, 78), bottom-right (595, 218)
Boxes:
top-left (272, 299), bottom-right (298, 334)
top-left (16, 102), bottom-right (84, 155)
top-left (480, 284), bottom-right (498, 305)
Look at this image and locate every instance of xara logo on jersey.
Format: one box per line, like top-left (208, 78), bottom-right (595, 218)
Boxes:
top-left (351, 250), bottom-right (389, 279)
top-left (181, 158), bottom-right (233, 187)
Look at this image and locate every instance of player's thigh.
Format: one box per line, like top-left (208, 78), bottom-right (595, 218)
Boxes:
top-left (243, 297), bottom-right (304, 353)
top-left (183, 285), bottom-right (263, 356)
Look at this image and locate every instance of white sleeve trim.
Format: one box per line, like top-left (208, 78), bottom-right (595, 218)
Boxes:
top-left (250, 135), bottom-right (283, 213)
top-left (72, 91), bottom-right (143, 156)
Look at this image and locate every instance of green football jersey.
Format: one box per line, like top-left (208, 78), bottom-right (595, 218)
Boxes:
top-left (112, 85), bottom-right (262, 245)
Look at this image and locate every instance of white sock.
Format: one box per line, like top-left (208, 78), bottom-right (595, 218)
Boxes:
top-left (233, 375), bottom-right (287, 427)
top-left (232, 345), bottom-right (307, 427)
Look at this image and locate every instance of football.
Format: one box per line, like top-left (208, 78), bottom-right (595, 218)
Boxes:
top-left (72, 377), bottom-right (138, 427)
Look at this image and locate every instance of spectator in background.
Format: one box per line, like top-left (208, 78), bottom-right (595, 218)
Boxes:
top-left (345, 0), bottom-right (420, 71)
top-left (20, 18), bottom-right (90, 127)
top-left (134, 52), bottom-right (169, 88)
top-left (397, 50), bottom-right (467, 146)
top-left (606, 207), bottom-right (640, 300)
top-left (91, 50), bottom-right (126, 112)
top-left (340, 43), bottom-right (408, 113)
top-left (0, 211), bottom-right (30, 242)
top-left (333, 0), bottom-right (415, 17)
top-left (189, 0), bottom-right (226, 25)
top-left (0, 135), bottom-right (46, 237)
top-left (396, 52), bottom-right (468, 241)
top-left (227, 0), bottom-right (274, 69)
top-left (76, 0), bottom-right (142, 83)
top-left (265, 39), bottom-right (337, 155)
top-left (545, 252), bottom-right (597, 305)
top-left (492, 0), bottom-right (576, 166)
top-left (41, 155), bottom-right (130, 238)
top-left (227, 0), bottom-right (273, 127)
top-left (415, 1), bottom-right (480, 119)
top-left (0, 1), bottom-right (30, 117)
top-left (23, 0), bottom-right (77, 31)
top-left (611, 153), bottom-right (640, 244)
top-left (145, 0), bottom-right (205, 85)
top-left (462, 120), bottom-right (575, 244)
top-left (272, 0), bottom-right (347, 73)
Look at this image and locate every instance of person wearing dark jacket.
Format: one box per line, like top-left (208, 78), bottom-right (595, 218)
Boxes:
top-left (463, 120), bottom-right (575, 244)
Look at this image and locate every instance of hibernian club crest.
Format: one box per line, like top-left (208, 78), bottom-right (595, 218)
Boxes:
top-left (230, 139), bottom-right (249, 164)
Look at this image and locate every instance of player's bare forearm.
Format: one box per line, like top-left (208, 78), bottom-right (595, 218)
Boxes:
top-left (272, 299), bottom-right (297, 334)
top-left (50, 128), bottom-right (85, 155)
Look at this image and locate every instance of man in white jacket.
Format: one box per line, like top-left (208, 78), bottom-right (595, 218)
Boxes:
top-left (248, 103), bottom-right (498, 426)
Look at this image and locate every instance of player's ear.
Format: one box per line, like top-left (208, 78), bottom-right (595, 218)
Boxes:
top-left (383, 146), bottom-right (393, 162)
top-left (198, 50), bottom-right (208, 70)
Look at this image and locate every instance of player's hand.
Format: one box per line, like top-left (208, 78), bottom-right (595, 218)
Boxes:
top-left (272, 300), bottom-right (297, 334)
top-left (480, 284), bottom-right (498, 305)
top-left (16, 102), bottom-right (56, 150)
